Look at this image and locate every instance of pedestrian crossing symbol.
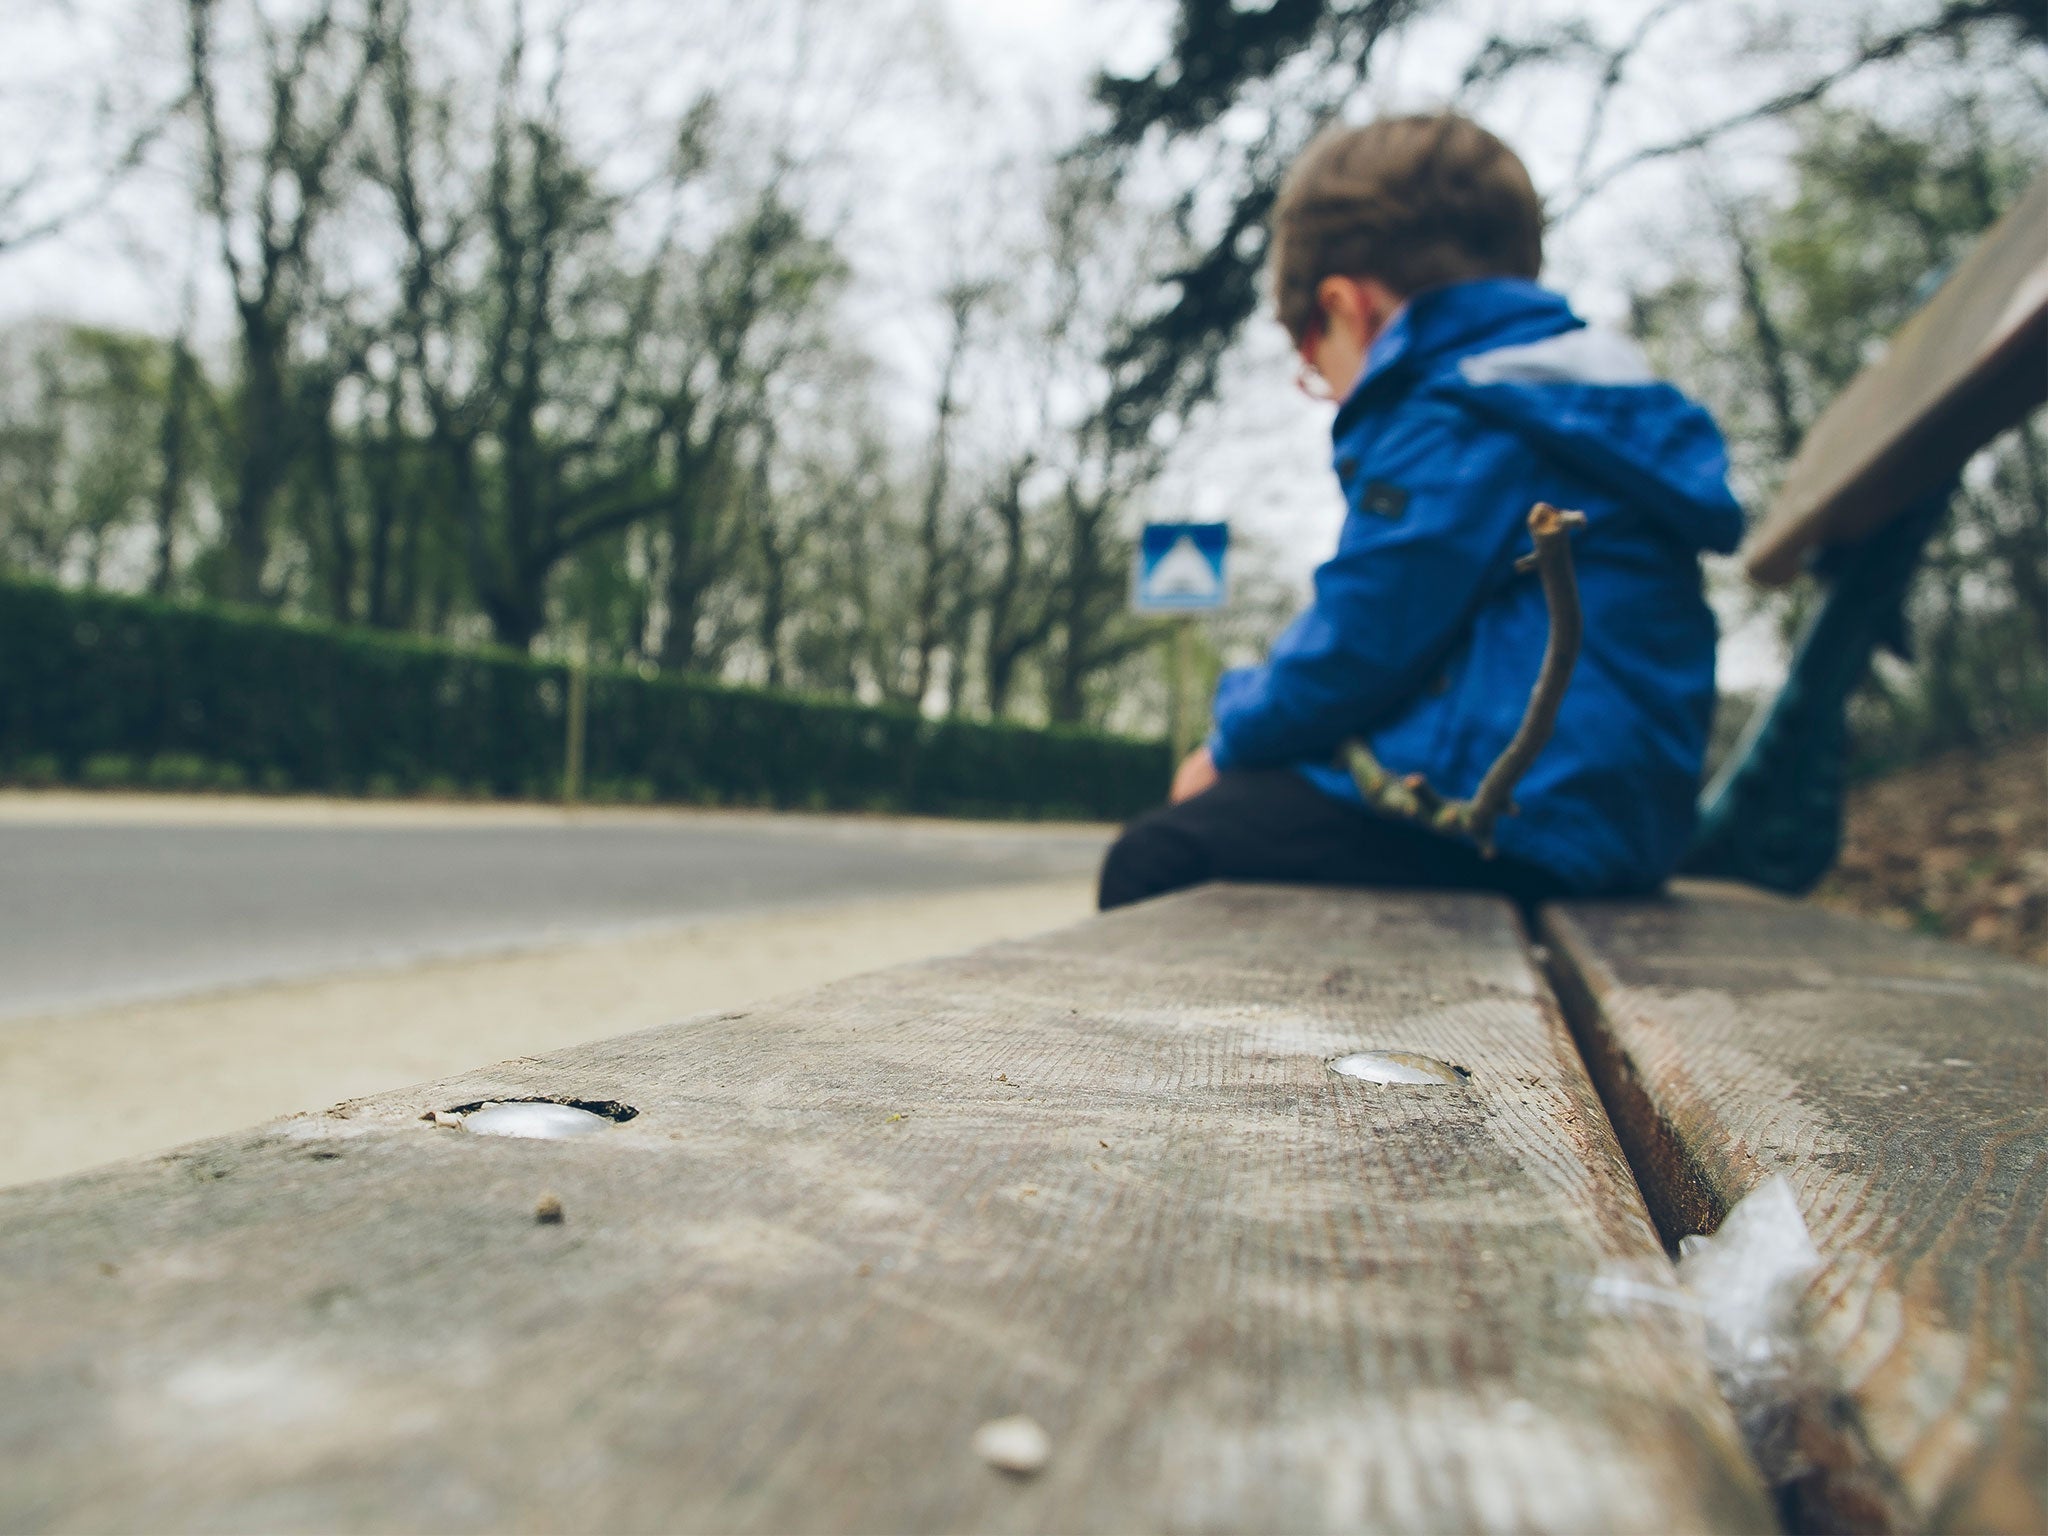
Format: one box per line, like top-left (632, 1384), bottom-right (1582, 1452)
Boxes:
top-left (1133, 521), bottom-right (1229, 612)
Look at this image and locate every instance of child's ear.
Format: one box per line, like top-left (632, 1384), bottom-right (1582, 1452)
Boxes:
top-left (1325, 276), bottom-right (1408, 351)
top-left (1317, 276), bottom-right (1367, 336)
top-left (1317, 276), bottom-right (1403, 347)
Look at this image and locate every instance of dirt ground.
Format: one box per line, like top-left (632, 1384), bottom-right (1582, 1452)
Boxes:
top-left (1814, 734), bottom-right (2048, 964)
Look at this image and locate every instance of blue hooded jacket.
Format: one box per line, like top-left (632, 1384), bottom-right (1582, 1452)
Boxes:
top-left (1205, 279), bottom-right (1742, 894)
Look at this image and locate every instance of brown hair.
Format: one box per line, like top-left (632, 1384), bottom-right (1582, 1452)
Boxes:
top-left (1271, 114), bottom-right (1544, 344)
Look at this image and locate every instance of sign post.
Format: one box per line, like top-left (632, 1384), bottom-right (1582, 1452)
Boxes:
top-left (1132, 522), bottom-right (1229, 761)
top-left (563, 627), bottom-right (588, 805)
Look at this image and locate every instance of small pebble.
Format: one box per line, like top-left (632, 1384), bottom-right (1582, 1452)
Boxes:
top-left (534, 1193), bottom-right (565, 1225)
top-left (973, 1414), bottom-right (1051, 1475)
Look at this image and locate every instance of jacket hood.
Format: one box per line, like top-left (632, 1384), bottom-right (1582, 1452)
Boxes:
top-left (1343, 280), bottom-right (1744, 555)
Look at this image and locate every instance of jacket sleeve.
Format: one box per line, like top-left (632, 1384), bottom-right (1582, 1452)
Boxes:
top-left (1207, 399), bottom-right (1538, 772)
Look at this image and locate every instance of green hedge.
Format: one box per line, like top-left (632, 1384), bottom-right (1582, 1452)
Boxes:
top-left (0, 579), bottom-right (1168, 821)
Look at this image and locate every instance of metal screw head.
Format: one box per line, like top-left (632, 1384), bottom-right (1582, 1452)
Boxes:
top-left (1328, 1050), bottom-right (1468, 1086)
top-left (460, 1102), bottom-right (614, 1139)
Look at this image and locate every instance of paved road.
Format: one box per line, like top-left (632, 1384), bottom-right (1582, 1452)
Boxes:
top-left (0, 810), bottom-right (1111, 1021)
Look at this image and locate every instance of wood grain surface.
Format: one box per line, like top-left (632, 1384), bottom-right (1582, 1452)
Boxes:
top-left (0, 885), bottom-right (1771, 1533)
top-left (1544, 889), bottom-right (2048, 1532)
top-left (1741, 168), bottom-right (2048, 586)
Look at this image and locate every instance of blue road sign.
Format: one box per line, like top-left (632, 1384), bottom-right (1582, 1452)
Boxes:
top-left (1133, 521), bottom-right (1229, 613)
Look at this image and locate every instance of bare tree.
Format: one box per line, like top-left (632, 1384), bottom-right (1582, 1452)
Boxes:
top-left (1025, 163), bottom-right (1172, 726)
top-left (151, 297), bottom-right (205, 597)
top-left (900, 280), bottom-right (986, 707)
top-left (184, 0), bottom-right (386, 603)
top-left (371, 1), bottom-right (708, 649)
top-left (0, 0), bottom-right (188, 257)
top-left (1542, 1), bottom-right (2045, 222)
top-left (975, 454), bottom-right (1053, 718)
top-left (652, 181), bottom-right (843, 671)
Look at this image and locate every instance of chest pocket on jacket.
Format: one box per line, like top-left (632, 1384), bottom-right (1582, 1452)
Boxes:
top-left (1359, 480), bottom-right (1409, 519)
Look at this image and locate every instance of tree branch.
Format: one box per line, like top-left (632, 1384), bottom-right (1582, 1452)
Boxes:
top-left (1550, 0), bottom-right (2037, 224)
top-left (1567, 0), bottom-right (1697, 189)
top-left (1342, 502), bottom-right (1586, 855)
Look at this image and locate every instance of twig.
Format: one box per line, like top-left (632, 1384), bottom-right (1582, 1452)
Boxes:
top-left (1342, 502), bottom-right (1587, 856)
top-left (1547, 0), bottom-right (2024, 226)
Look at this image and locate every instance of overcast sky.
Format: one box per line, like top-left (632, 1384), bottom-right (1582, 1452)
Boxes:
top-left (3, 0), bottom-right (1959, 688)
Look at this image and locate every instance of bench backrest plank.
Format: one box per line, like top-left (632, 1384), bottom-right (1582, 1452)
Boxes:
top-left (1543, 890), bottom-right (2048, 1532)
top-left (1742, 168), bottom-right (2048, 586)
top-left (0, 885), bottom-right (1771, 1533)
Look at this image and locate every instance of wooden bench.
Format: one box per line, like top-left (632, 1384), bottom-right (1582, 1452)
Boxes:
top-left (1685, 167), bottom-right (2048, 894)
top-left (0, 887), bottom-right (1775, 1532)
top-left (0, 880), bottom-right (2036, 1531)
top-left (1, 170), bottom-right (2039, 1536)
top-left (1570, 169), bottom-right (2048, 1530)
top-left (1546, 890), bottom-right (2047, 1532)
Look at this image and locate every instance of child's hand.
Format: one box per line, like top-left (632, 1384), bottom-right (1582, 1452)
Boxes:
top-left (1169, 745), bottom-right (1219, 804)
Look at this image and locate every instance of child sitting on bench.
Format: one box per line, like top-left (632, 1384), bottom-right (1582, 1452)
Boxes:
top-left (1099, 113), bottom-right (1743, 910)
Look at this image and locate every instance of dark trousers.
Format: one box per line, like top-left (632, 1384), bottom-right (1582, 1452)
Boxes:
top-left (1097, 768), bottom-right (1565, 911)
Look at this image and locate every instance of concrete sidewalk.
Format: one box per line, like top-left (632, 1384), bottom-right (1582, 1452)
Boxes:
top-left (0, 875), bottom-right (1097, 1189)
top-left (0, 788), bottom-right (1117, 836)
top-left (0, 790), bottom-right (1114, 1020)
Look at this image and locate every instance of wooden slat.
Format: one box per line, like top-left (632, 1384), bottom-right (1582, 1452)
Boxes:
top-left (1544, 888), bottom-right (2048, 1531)
top-left (0, 885), bottom-right (1772, 1534)
top-left (1742, 168), bottom-right (2048, 586)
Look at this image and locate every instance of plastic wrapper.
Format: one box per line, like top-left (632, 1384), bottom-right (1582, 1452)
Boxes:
top-left (1676, 1174), bottom-right (1824, 1481)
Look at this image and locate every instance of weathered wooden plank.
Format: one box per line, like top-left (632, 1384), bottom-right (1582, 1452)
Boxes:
top-left (0, 885), bottom-right (1771, 1534)
top-left (1543, 888), bottom-right (2048, 1532)
top-left (1742, 167), bottom-right (2048, 586)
